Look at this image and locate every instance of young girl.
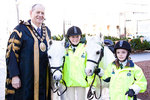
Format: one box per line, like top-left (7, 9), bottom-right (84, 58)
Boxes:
top-left (62, 26), bottom-right (88, 100)
top-left (102, 40), bottom-right (147, 100)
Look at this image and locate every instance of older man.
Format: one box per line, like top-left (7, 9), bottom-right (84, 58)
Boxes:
top-left (5, 4), bottom-right (51, 100)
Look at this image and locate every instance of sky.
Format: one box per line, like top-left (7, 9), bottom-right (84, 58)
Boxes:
top-left (0, 0), bottom-right (150, 38)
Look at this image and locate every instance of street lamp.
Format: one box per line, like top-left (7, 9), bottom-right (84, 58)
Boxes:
top-left (15, 0), bottom-right (19, 23)
top-left (136, 20), bottom-right (138, 34)
top-left (124, 19), bottom-right (131, 38)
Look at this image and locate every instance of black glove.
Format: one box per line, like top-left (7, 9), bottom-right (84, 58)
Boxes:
top-left (125, 89), bottom-right (135, 97)
top-left (94, 68), bottom-right (101, 75)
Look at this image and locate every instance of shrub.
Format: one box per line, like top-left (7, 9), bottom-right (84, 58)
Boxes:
top-left (130, 38), bottom-right (150, 51)
top-left (51, 34), bottom-right (64, 40)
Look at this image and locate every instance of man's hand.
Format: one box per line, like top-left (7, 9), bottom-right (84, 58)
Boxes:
top-left (12, 76), bottom-right (21, 89)
top-left (125, 89), bottom-right (135, 97)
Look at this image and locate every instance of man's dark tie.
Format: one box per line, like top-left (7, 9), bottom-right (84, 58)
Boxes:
top-left (37, 27), bottom-right (41, 36)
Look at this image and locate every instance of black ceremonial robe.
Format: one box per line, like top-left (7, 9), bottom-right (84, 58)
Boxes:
top-left (5, 20), bottom-right (51, 100)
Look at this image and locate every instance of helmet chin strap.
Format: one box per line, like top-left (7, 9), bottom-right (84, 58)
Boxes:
top-left (71, 43), bottom-right (79, 47)
top-left (119, 58), bottom-right (127, 62)
top-left (69, 39), bottom-right (80, 47)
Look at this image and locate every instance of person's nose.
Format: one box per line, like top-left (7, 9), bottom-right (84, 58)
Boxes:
top-left (39, 13), bottom-right (43, 16)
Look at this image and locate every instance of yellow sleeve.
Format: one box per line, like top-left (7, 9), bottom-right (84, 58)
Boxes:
top-left (133, 65), bottom-right (147, 93)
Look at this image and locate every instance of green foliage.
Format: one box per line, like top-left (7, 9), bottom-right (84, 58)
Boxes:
top-left (51, 34), bottom-right (64, 40)
top-left (142, 40), bottom-right (150, 50)
top-left (79, 34), bottom-right (86, 43)
top-left (130, 38), bottom-right (142, 50)
top-left (130, 38), bottom-right (150, 51)
top-left (104, 36), bottom-right (120, 41)
top-left (104, 36), bottom-right (128, 41)
top-left (104, 36), bottom-right (150, 51)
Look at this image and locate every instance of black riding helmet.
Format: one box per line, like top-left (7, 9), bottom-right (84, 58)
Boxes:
top-left (114, 40), bottom-right (131, 60)
top-left (67, 26), bottom-right (82, 37)
top-left (104, 39), bottom-right (114, 53)
top-left (66, 26), bottom-right (82, 46)
top-left (114, 40), bottom-right (131, 53)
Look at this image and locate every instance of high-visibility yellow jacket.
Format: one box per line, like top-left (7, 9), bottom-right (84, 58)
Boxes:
top-left (102, 60), bottom-right (147, 100)
top-left (62, 43), bottom-right (89, 87)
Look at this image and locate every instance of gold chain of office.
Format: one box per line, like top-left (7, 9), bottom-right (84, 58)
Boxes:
top-left (32, 24), bottom-right (46, 52)
top-left (23, 20), bottom-right (47, 52)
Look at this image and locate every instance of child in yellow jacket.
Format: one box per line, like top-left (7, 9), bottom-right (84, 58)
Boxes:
top-left (102, 40), bottom-right (147, 100)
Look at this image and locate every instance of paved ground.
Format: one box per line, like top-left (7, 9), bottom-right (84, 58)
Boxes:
top-left (130, 51), bottom-right (150, 62)
top-left (135, 60), bottom-right (150, 100)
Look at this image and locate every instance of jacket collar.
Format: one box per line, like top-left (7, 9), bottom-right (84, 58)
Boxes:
top-left (113, 59), bottom-right (134, 67)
